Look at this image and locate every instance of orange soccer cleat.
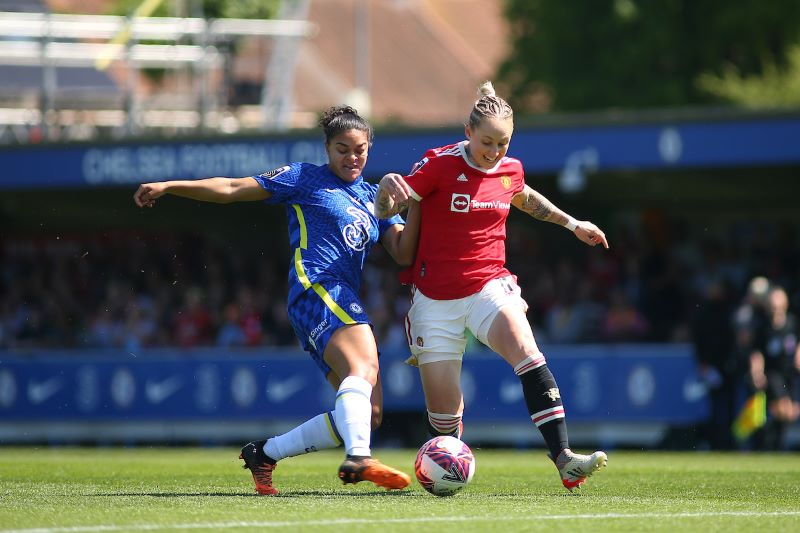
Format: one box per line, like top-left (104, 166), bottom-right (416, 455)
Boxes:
top-left (338, 455), bottom-right (411, 490)
top-left (240, 441), bottom-right (279, 496)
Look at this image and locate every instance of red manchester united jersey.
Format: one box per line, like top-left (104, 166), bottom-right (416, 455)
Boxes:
top-left (401, 141), bottom-right (526, 300)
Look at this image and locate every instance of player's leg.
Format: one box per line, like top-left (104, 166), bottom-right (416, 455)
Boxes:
top-left (241, 358), bottom-right (388, 494)
top-left (324, 323), bottom-right (410, 489)
top-left (486, 305), bottom-right (606, 490)
top-left (475, 277), bottom-right (607, 491)
top-left (419, 359), bottom-right (465, 438)
top-left (241, 285), bottom-right (385, 494)
top-left (406, 289), bottom-right (469, 439)
top-left (367, 372), bottom-right (385, 430)
top-left (240, 373), bottom-right (344, 495)
top-left (249, 371), bottom-right (345, 469)
top-left (323, 323), bottom-right (379, 458)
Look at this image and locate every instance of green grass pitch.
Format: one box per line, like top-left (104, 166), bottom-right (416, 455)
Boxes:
top-left (1, 447), bottom-right (799, 532)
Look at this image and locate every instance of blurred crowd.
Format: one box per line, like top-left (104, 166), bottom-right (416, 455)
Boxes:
top-left (2, 212), bottom-right (798, 448)
top-left (0, 229), bottom-right (409, 353)
top-left (1, 215), bottom-right (798, 355)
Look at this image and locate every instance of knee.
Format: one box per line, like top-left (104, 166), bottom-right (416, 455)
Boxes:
top-left (345, 359), bottom-right (379, 387)
top-left (363, 365), bottom-right (379, 388)
top-left (362, 358), bottom-right (380, 386)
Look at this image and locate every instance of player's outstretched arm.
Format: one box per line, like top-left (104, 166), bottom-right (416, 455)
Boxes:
top-left (133, 177), bottom-right (270, 207)
top-left (375, 173), bottom-right (411, 219)
top-left (381, 199), bottom-right (420, 266)
top-left (511, 184), bottom-right (609, 249)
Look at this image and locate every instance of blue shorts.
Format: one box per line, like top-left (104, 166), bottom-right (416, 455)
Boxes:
top-left (287, 282), bottom-right (371, 376)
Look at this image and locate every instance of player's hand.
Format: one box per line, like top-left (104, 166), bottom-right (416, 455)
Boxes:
top-left (133, 182), bottom-right (166, 208)
top-left (375, 173), bottom-right (411, 217)
top-left (380, 173), bottom-right (412, 204)
top-left (574, 221), bottom-right (609, 249)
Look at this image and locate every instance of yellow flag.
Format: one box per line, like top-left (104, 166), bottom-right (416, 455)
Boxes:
top-left (732, 391), bottom-right (767, 441)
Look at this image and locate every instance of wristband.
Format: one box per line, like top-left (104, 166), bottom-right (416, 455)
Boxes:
top-left (564, 216), bottom-right (578, 232)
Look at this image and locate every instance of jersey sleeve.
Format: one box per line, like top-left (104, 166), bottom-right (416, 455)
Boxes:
top-left (403, 148), bottom-right (439, 200)
top-left (252, 162), bottom-right (304, 204)
top-left (511, 159), bottom-right (526, 195)
top-left (378, 212), bottom-right (405, 237)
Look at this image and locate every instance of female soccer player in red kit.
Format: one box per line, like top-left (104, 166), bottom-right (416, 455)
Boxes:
top-left (375, 82), bottom-right (609, 491)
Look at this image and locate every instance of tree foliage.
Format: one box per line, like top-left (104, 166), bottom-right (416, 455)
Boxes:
top-left (698, 46), bottom-right (800, 108)
top-left (498, 0), bottom-right (800, 112)
top-left (107, 0), bottom-right (279, 19)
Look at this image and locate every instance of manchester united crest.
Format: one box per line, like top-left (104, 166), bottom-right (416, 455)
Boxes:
top-left (500, 175), bottom-right (511, 189)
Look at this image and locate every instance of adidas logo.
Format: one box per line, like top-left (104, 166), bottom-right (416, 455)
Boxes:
top-left (457, 174), bottom-right (468, 182)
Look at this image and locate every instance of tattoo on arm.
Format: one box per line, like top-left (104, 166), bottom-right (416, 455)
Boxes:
top-left (375, 192), bottom-right (394, 218)
top-left (519, 188), bottom-right (561, 223)
top-left (374, 186), bottom-right (406, 218)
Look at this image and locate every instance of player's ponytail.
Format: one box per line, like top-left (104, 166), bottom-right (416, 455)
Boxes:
top-left (319, 105), bottom-right (374, 146)
top-left (468, 81), bottom-right (513, 128)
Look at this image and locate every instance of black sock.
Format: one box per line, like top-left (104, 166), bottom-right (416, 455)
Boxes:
top-left (518, 364), bottom-right (569, 459)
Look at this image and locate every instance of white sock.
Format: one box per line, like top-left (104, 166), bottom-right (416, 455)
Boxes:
top-left (428, 411), bottom-right (463, 438)
top-left (264, 411), bottom-right (342, 461)
top-left (333, 375), bottom-right (373, 457)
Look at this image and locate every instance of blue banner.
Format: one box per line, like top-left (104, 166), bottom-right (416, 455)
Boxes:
top-left (1, 114), bottom-right (799, 189)
top-left (0, 351), bottom-right (333, 420)
top-left (0, 345), bottom-right (708, 424)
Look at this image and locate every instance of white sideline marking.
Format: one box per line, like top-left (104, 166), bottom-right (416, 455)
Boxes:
top-left (4, 512), bottom-right (800, 532)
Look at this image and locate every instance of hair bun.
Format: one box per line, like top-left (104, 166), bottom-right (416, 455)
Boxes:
top-left (477, 81), bottom-right (496, 98)
top-left (319, 105), bottom-right (359, 129)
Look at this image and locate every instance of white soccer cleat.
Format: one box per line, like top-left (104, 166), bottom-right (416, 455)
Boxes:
top-left (555, 449), bottom-right (607, 492)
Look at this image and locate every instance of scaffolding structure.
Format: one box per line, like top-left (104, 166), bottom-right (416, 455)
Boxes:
top-left (0, 7), bottom-right (316, 144)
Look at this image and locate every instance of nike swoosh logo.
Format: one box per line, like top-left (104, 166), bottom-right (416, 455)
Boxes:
top-left (499, 379), bottom-right (524, 403)
top-left (145, 376), bottom-right (183, 404)
top-left (266, 375), bottom-right (306, 403)
top-left (27, 377), bottom-right (63, 404)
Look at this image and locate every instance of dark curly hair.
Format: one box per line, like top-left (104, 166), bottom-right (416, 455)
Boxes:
top-left (318, 105), bottom-right (374, 146)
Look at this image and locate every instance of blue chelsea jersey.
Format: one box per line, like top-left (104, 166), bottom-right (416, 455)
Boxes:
top-left (253, 162), bottom-right (404, 304)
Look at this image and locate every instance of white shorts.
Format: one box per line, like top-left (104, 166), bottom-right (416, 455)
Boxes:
top-left (405, 275), bottom-right (526, 365)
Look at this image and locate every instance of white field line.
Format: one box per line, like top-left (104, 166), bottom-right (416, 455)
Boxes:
top-left (3, 511), bottom-right (800, 532)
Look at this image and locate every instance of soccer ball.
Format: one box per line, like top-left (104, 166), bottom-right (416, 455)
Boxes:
top-left (414, 435), bottom-right (475, 496)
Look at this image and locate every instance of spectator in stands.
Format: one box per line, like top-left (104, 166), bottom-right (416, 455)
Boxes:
top-left (544, 279), bottom-right (606, 344)
top-left (173, 287), bottom-right (213, 347)
top-left (215, 302), bottom-right (247, 348)
top-left (133, 105), bottom-right (420, 494)
top-left (374, 81), bottom-right (608, 492)
top-left (85, 305), bottom-right (123, 348)
top-left (233, 286), bottom-right (264, 347)
top-left (749, 285), bottom-right (800, 450)
top-left (603, 287), bottom-right (649, 342)
top-left (2, 196), bottom-right (797, 355)
top-left (122, 298), bottom-right (158, 352)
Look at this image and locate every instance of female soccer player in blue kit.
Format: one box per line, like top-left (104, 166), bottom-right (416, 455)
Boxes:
top-left (133, 106), bottom-right (419, 494)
